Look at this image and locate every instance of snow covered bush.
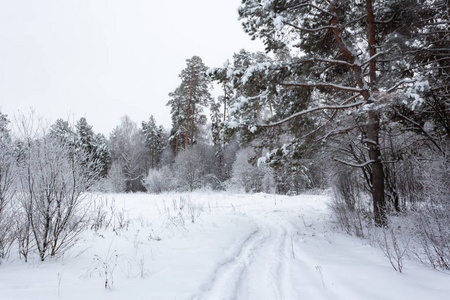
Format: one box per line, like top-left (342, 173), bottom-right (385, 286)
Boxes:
top-left (171, 144), bottom-right (218, 191)
top-left (330, 142), bottom-right (450, 271)
top-left (172, 148), bottom-right (204, 191)
top-left (373, 226), bottom-right (409, 273)
top-left (328, 162), bottom-right (375, 238)
top-left (144, 166), bottom-right (173, 193)
top-left (0, 113), bottom-right (16, 260)
top-left (103, 162), bottom-right (127, 193)
top-left (229, 148), bottom-right (265, 193)
top-left (261, 167), bottom-right (276, 194)
top-left (16, 135), bottom-right (98, 261)
top-left (411, 153), bottom-right (450, 269)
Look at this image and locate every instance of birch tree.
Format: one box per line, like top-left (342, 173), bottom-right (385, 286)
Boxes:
top-left (110, 116), bottom-right (146, 192)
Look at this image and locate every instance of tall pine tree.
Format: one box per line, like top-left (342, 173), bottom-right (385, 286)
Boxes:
top-left (167, 56), bottom-right (212, 154)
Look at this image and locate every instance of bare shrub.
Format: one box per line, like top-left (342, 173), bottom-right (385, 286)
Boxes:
top-left (329, 168), bottom-right (371, 238)
top-left (173, 147), bottom-right (205, 191)
top-left (385, 148), bottom-right (449, 270)
top-left (0, 207), bottom-right (15, 261)
top-left (187, 200), bottom-right (204, 223)
top-left (230, 147), bottom-right (265, 193)
top-left (411, 154), bottom-right (450, 269)
top-left (144, 166), bottom-right (173, 193)
top-left (112, 208), bottom-right (130, 233)
top-left (103, 162), bottom-right (127, 193)
top-left (85, 250), bottom-right (119, 289)
top-left (373, 226), bottom-right (409, 272)
top-left (16, 135), bottom-right (98, 261)
top-left (90, 204), bottom-right (110, 232)
top-left (0, 113), bottom-right (16, 261)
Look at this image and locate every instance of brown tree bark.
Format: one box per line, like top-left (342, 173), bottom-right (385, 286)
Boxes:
top-left (366, 0), bottom-right (387, 226)
top-left (329, 0), bottom-right (387, 226)
top-left (223, 84), bottom-right (227, 144)
top-left (185, 70), bottom-right (194, 151)
top-left (175, 126), bottom-right (179, 156)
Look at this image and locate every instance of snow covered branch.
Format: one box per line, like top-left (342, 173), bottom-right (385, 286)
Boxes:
top-left (385, 79), bottom-right (416, 94)
top-left (375, 14), bottom-right (395, 25)
top-left (312, 57), bottom-right (354, 68)
top-left (332, 157), bottom-right (375, 168)
top-left (284, 22), bottom-right (336, 33)
top-left (288, 2), bottom-right (336, 17)
top-left (395, 110), bottom-right (444, 153)
top-left (361, 45), bottom-right (400, 66)
top-left (256, 100), bottom-right (365, 128)
top-left (282, 81), bottom-right (363, 93)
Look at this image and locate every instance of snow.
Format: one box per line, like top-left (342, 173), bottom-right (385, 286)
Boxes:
top-left (1, 192), bottom-right (449, 300)
top-left (226, 119), bottom-right (240, 129)
top-left (241, 62), bottom-right (271, 85)
top-left (273, 15), bottom-right (285, 31)
top-left (405, 78), bottom-right (429, 110)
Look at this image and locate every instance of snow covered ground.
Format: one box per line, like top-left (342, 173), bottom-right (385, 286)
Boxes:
top-left (0, 192), bottom-right (449, 300)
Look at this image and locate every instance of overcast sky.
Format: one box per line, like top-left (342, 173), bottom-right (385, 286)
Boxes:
top-left (0, 0), bottom-right (264, 135)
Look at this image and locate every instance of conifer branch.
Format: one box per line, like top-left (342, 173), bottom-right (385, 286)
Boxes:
top-left (284, 22), bottom-right (336, 33)
top-left (282, 81), bottom-right (363, 93)
top-left (256, 100), bottom-right (365, 128)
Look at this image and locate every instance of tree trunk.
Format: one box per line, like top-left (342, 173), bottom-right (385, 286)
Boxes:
top-left (223, 84), bottom-right (227, 144)
top-left (185, 70), bottom-right (194, 150)
top-left (175, 126), bottom-right (179, 156)
top-left (190, 106), bottom-right (195, 145)
top-left (368, 111), bottom-right (387, 226)
top-left (151, 148), bottom-right (154, 169)
top-left (366, 0), bottom-right (387, 226)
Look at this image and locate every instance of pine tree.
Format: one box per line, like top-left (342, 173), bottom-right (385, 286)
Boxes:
top-left (75, 117), bottom-right (107, 180)
top-left (49, 119), bottom-right (76, 145)
top-left (209, 50), bottom-right (278, 144)
top-left (210, 99), bottom-right (223, 150)
top-left (167, 56), bottom-right (212, 154)
top-left (390, 0), bottom-right (450, 144)
top-left (76, 117), bottom-right (95, 154)
top-left (141, 115), bottom-right (163, 170)
top-left (211, 49), bottom-right (321, 193)
top-left (225, 0), bottom-right (435, 226)
top-left (93, 133), bottom-right (111, 178)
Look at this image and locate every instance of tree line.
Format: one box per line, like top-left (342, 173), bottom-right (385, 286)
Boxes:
top-left (0, 0), bottom-right (448, 268)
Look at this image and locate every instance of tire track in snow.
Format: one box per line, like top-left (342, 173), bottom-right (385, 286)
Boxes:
top-left (191, 212), bottom-right (301, 300)
top-left (191, 226), bottom-right (267, 300)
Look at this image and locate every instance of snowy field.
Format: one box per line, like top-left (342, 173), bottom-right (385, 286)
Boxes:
top-left (0, 192), bottom-right (449, 300)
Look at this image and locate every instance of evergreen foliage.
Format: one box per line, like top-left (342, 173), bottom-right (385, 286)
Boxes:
top-left (208, 0), bottom-right (450, 225)
top-left (141, 116), bottom-right (164, 170)
top-left (167, 56), bottom-right (212, 154)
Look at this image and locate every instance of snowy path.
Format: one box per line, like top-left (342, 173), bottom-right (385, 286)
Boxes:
top-left (191, 208), bottom-right (332, 300)
top-left (190, 195), bottom-right (450, 300)
top-left (193, 212), bottom-right (295, 300)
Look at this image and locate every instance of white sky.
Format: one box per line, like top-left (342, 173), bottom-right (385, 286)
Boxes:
top-left (0, 0), bottom-right (264, 135)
